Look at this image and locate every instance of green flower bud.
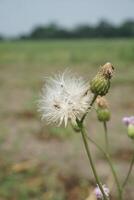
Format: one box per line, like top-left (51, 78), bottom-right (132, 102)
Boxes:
top-left (128, 124), bottom-right (134, 139)
top-left (90, 62), bottom-right (114, 96)
top-left (90, 75), bottom-right (110, 96)
top-left (97, 108), bottom-right (111, 122)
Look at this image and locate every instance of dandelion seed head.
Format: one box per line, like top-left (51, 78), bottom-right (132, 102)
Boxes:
top-left (38, 71), bottom-right (92, 126)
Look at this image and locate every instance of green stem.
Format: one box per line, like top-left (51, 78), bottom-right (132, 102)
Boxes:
top-left (103, 122), bottom-right (109, 153)
top-left (86, 134), bottom-right (122, 195)
top-left (103, 122), bottom-right (123, 200)
top-left (80, 94), bottom-right (97, 123)
top-left (79, 124), bottom-right (108, 200)
top-left (90, 94), bottom-right (98, 107)
top-left (122, 153), bottom-right (134, 188)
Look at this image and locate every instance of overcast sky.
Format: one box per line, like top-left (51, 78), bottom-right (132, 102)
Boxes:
top-left (0, 0), bottom-right (134, 37)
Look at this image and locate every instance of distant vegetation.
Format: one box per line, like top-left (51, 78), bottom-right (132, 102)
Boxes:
top-left (0, 35), bottom-right (3, 40)
top-left (19, 20), bottom-right (134, 40)
top-left (0, 20), bottom-right (134, 40)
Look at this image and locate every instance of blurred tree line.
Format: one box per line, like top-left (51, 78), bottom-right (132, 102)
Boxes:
top-left (20, 20), bottom-right (134, 39)
top-left (0, 36), bottom-right (3, 40)
top-left (0, 20), bottom-right (134, 40)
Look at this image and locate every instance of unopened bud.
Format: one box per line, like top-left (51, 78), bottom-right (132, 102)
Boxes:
top-left (128, 124), bottom-right (134, 139)
top-left (90, 63), bottom-right (114, 96)
top-left (97, 108), bottom-right (111, 122)
top-left (96, 96), bottom-right (110, 122)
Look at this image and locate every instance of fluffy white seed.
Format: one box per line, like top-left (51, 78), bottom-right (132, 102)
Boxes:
top-left (38, 71), bottom-right (92, 126)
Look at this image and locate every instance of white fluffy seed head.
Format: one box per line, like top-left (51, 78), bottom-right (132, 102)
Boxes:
top-left (38, 71), bottom-right (92, 126)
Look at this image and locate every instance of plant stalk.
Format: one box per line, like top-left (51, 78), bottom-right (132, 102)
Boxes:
top-left (80, 94), bottom-right (97, 123)
top-left (86, 134), bottom-right (122, 198)
top-left (103, 122), bottom-right (123, 200)
top-left (122, 153), bottom-right (134, 188)
top-left (79, 124), bottom-right (108, 200)
top-left (103, 122), bottom-right (109, 153)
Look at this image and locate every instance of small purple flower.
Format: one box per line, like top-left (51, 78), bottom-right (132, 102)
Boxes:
top-left (122, 116), bottom-right (134, 126)
top-left (123, 116), bottom-right (134, 139)
top-left (94, 184), bottom-right (110, 199)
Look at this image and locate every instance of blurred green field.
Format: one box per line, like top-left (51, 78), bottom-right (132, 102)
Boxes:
top-left (0, 39), bottom-right (134, 200)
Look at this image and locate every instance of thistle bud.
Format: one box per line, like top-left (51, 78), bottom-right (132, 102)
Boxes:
top-left (90, 62), bottom-right (114, 96)
top-left (122, 116), bottom-right (134, 140)
top-left (128, 124), bottom-right (134, 139)
top-left (97, 108), bottom-right (111, 122)
top-left (96, 96), bottom-right (110, 122)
